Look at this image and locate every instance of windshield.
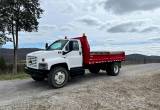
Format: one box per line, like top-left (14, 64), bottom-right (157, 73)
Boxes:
top-left (46, 40), bottom-right (68, 50)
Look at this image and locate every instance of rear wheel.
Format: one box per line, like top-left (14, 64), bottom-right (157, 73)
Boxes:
top-left (106, 62), bottom-right (120, 76)
top-left (31, 76), bottom-right (45, 81)
top-left (48, 67), bottom-right (69, 88)
top-left (80, 69), bottom-right (85, 76)
top-left (89, 67), bottom-right (100, 74)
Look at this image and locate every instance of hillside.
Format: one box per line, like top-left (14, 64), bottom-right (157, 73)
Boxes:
top-left (0, 48), bottom-right (160, 64)
top-left (0, 48), bottom-right (41, 63)
top-left (125, 54), bottom-right (160, 64)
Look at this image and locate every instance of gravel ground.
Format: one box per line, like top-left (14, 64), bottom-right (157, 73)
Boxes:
top-left (0, 63), bottom-right (160, 110)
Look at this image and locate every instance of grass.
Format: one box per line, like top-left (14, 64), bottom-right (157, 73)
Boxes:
top-left (0, 72), bottom-right (30, 80)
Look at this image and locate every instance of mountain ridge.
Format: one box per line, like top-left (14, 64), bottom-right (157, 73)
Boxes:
top-left (0, 48), bottom-right (160, 64)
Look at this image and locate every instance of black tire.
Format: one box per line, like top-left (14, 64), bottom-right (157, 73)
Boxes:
top-left (80, 69), bottom-right (85, 76)
top-left (106, 62), bottom-right (120, 76)
top-left (31, 76), bottom-right (45, 81)
top-left (89, 67), bottom-right (100, 74)
top-left (48, 67), bottom-right (69, 88)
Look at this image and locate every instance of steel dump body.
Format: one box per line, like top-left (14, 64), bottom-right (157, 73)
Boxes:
top-left (74, 36), bottom-right (125, 66)
top-left (89, 51), bottom-right (125, 64)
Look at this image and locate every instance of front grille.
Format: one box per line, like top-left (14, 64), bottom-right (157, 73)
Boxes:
top-left (27, 56), bottom-right (37, 68)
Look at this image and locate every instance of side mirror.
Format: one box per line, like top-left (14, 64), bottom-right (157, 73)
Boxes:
top-left (45, 43), bottom-right (49, 49)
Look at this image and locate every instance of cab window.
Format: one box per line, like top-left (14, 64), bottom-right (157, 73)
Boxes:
top-left (65, 41), bottom-right (79, 51)
top-left (47, 40), bottom-right (68, 50)
top-left (72, 41), bottom-right (79, 51)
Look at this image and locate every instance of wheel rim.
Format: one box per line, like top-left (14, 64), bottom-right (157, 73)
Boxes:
top-left (114, 65), bottom-right (119, 73)
top-left (54, 71), bottom-right (66, 85)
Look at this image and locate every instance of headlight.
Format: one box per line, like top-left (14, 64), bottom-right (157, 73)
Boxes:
top-left (39, 63), bottom-right (48, 70)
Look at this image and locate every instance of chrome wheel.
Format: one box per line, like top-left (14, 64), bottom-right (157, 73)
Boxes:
top-left (48, 67), bottom-right (69, 88)
top-left (106, 62), bottom-right (120, 76)
top-left (54, 71), bottom-right (66, 85)
top-left (114, 65), bottom-right (119, 74)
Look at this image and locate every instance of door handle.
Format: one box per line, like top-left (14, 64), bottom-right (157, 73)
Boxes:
top-left (79, 52), bottom-right (82, 55)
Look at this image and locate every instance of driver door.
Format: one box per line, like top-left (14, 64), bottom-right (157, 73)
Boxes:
top-left (65, 40), bottom-right (82, 68)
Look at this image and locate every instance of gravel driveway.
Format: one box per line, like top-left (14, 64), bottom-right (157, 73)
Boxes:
top-left (0, 63), bottom-right (160, 110)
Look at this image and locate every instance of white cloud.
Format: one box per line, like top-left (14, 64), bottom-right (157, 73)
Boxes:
top-left (104, 0), bottom-right (160, 14)
top-left (60, 25), bottom-right (72, 32)
top-left (107, 20), bottom-right (160, 33)
top-left (76, 15), bottom-right (103, 26)
top-left (61, 2), bottom-right (77, 14)
top-left (107, 21), bottom-right (143, 33)
top-left (140, 26), bottom-right (160, 33)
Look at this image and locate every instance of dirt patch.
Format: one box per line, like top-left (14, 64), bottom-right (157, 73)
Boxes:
top-left (0, 64), bottom-right (160, 110)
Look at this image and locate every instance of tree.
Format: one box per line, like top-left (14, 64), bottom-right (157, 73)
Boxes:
top-left (0, 0), bottom-right (43, 74)
top-left (0, 56), bottom-right (6, 71)
top-left (0, 34), bottom-right (5, 48)
top-left (0, 33), bottom-right (12, 48)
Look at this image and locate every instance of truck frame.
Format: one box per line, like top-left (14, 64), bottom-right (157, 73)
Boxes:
top-left (25, 34), bottom-right (125, 88)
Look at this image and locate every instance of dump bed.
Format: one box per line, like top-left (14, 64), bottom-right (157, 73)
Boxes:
top-left (74, 35), bottom-right (125, 65)
top-left (89, 51), bottom-right (125, 64)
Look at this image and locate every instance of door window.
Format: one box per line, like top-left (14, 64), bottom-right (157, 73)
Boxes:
top-left (72, 41), bottom-right (79, 51)
top-left (65, 41), bottom-right (79, 51)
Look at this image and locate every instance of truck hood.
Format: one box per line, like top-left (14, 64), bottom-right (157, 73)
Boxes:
top-left (27, 50), bottom-right (61, 59)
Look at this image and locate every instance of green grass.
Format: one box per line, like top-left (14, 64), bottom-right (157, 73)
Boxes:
top-left (0, 72), bottom-right (30, 80)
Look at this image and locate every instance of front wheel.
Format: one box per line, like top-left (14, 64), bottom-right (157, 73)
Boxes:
top-left (106, 62), bottom-right (120, 76)
top-left (48, 67), bottom-right (69, 88)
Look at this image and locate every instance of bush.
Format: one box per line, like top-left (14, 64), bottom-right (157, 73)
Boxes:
top-left (0, 56), bottom-right (6, 71)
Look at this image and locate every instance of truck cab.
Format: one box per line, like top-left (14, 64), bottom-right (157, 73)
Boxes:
top-left (26, 39), bottom-right (83, 70)
top-left (25, 34), bottom-right (125, 88)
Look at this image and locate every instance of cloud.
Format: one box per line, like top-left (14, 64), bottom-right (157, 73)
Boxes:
top-left (151, 38), bottom-right (160, 41)
top-left (149, 38), bottom-right (160, 44)
top-left (60, 25), bottom-right (72, 32)
top-left (61, 2), bottom-right (77, 14)
top-left (59, 23), bottom-right (77, 32)
top-left (107, 21), bottom-right (143, 33)
top-left (107, 21), bottom-right (160, 33)
top-left (39, 25), bottom-right (57, 31)
top-left (104, 0), bottom-right (160, 14)
top-left (76, 15), bottom-right (102, 26)
top-left (99, 22), bottom-right (112, 30)
top-left (140, 26), bottom-right (160, 33)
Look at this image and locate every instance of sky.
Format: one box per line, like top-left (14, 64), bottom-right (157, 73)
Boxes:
top-left (3, 0), bottom-right (160, 55)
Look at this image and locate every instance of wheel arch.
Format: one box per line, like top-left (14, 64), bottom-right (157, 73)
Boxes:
top-left (50, 63), bottom-right (69, 71)
top-left (115, 61), bottom-right (122, 68)
top-left (107, 61), bottom-right (121, 67)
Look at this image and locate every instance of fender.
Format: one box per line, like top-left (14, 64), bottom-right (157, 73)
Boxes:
top-left (47, 57), bottom-right (71, 70)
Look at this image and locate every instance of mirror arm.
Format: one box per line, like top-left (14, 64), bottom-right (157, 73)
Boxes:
top-left (45, 43), bottom-right (49, 49)
top-left (62, 51), bottom-right (67, 55)
top-left (62, 50), bottom-right (72, 55)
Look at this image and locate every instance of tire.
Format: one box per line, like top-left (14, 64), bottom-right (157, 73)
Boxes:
top-left (31, 76), bottom-right (45, 81)
top-left (80, 69), bottom-right (85, 76)
top-left (89, 67), bottom-right (100, 74)
top-left (48, 67), bottom-right (69, 88)
top-left (106, 62), bottom-right (120, 76)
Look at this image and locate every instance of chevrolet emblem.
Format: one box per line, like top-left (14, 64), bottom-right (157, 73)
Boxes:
top-left (29, 60), bottom-right (32, 64)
